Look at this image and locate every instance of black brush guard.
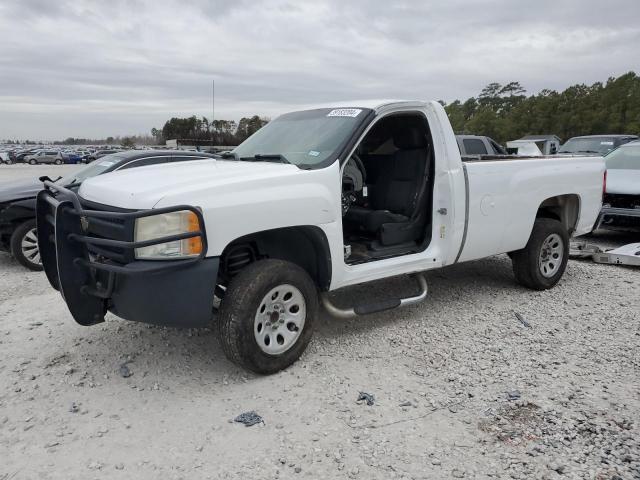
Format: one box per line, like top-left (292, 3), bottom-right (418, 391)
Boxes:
top-left (36, 181), bottom-right (218, 328)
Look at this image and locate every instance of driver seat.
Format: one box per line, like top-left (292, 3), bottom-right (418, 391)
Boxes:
top-left (346, 126), bottom-right (430, 246)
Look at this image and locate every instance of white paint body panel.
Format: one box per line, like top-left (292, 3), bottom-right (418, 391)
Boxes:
top-left (77, 101), bottom-right (605, 291)
top-left (459, 156), bottom-right (604, 262)
top-left (606, 169), bottom-right (640, 195)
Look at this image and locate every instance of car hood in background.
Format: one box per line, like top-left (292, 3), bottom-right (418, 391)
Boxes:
top-left (606, 169), bottom-right (640, 195)
top-left (0, 178), bottom-right (43, 203)
top-left (78, 159), bottom-right (302, 209)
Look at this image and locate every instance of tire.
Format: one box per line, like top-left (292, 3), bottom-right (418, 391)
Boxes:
top-left (10, 219), bottom-right (43, 271)
top-left (511, 218), bottom-right (569, 290)
top-left (28, 159), bottom-right (37, 165)
top-left (5, 159), bottom-right (13, 165)
top-left (54, 159), bottom-right (62, 165)
top-left (217, 259), bottom-right (318, 374)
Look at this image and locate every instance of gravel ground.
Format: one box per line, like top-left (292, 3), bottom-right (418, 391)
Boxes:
top-left (1, 165), bottom-right (639, 479)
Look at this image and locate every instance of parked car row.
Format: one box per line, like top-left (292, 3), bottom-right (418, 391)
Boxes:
top-left (0, 146), bottom-right (130, 165)
top-left (0, 150), bottom-right (218, 270)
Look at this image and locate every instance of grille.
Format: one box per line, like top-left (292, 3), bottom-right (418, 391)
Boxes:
top-left (81, 201), bottom-right (135, 265)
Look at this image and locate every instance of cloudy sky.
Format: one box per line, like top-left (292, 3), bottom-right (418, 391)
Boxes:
top-left (1, 0), bottom-right (639, 140)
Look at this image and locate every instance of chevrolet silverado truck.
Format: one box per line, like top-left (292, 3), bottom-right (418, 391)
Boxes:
top-left (36, 101), bottom-right (605, 374)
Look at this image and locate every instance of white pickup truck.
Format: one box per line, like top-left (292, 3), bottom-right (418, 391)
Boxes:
top-left (37, 101), bottom-right (605, 373)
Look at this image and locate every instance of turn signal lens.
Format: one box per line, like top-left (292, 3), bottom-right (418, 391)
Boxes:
top-left (186, 211), bottom-right (203, 255)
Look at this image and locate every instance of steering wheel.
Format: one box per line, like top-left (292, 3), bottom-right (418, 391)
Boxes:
top-left (341, 154), bottom-right (367, 215)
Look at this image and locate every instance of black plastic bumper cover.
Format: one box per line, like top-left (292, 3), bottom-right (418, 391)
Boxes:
top-left (36, 183), bottom-right (217, 328)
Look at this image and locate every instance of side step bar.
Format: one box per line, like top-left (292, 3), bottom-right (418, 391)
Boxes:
top-left (321, 274), bottom-right (428, 319)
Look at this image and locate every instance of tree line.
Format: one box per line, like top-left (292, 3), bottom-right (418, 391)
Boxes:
top-left (151, 115), bottom-right (269, 145)
top-left (443, 72), bottom-right (640, 143)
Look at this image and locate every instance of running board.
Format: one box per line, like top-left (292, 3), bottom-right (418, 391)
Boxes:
top-left (321, 274), bottom-right (428, 318)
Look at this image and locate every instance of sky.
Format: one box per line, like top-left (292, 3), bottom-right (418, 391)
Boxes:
top-left (1, 0), bottom-right (639, 140)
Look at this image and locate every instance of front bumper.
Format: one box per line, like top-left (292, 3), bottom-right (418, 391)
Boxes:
top-left (595, 205), bottom-right (640, 230)
top-left (36, 182), bottom-right (218, 328)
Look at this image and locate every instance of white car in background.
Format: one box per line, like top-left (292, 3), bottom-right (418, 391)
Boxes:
top-left (596, 140), bottom-right (640, 228)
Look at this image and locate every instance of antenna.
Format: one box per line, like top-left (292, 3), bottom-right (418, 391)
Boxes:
top-left (215, 79), bottom-right (216, 149)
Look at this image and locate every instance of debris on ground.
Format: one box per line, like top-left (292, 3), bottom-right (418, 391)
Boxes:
top-left (514, 312), bottom-right (531, 328)
top-left (118, 363), bottom-right (132, 378)
top-left (507, 390), bottom-right (522, 401)
top-left (233, 411), bottom-right (263, 427)
top-left (357, 392), bottom-right (375, 406)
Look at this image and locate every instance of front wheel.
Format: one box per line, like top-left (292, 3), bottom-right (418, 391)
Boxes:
top-left (511, 218), bottom-right (569, 290)
top-left (54, 158), bottom-right (62, 165)
top-left (10, 219), bottom-right (43, 271)
top-left (28, 159), bottom-right (37, 165)
top-left (217, 259), bottom-right (318, 374)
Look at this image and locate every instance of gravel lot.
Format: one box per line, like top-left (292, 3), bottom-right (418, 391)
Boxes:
top-left (1, 165), bottom-right (639, 479)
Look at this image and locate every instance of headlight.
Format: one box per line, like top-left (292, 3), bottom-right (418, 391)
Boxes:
top-left (134, 210), bottom-right (203, 260)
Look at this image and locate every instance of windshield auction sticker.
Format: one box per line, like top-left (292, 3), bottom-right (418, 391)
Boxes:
top-left (327, 108), bottom-right (362, 117)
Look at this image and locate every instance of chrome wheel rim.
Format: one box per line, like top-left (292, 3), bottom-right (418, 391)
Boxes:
top-left (254, 284), bottom-right (306, 355)
top-left (538, 233), bottom-right (563, 278)
top-left (21, 227), bottom-right (41, 265)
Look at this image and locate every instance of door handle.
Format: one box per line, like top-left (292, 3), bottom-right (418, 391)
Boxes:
top-left (437, 208), bottom-right (448, 215)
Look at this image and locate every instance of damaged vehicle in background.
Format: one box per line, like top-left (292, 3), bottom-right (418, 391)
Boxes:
top-left (595, 140), bottom-right (640, 229)
top-left (559, 134), bottom-right (638, 156)
top-left (0, 150), bottom-right (217, 270)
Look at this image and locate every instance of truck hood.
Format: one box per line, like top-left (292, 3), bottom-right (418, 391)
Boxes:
top-left (78, 159), bottom-right (303, 209)
top-left (606, 169), bottom-right (640, 195)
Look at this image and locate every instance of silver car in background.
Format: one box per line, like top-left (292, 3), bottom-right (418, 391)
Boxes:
top-left (23, 150), bottom-right (64, 165)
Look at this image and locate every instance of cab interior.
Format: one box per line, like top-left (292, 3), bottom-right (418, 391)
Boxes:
top-left (341, 112), bottom-right (435, 264)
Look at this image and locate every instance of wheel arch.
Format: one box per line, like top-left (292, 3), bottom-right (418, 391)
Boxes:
top-left (217, 225), bottom-right (332, 291)
top-left (536, 194), bottom-right (581, 235)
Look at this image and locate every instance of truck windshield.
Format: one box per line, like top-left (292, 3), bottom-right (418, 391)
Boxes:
top-left (233, 108), bottom-right (372, 167)
top-left (558, 138), bottom-right (618, 155)
top-left (605, 145), bottom-right (640, 170)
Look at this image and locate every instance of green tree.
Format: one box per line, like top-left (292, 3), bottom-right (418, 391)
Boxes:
top-left (121, 137), bottom-right (135, 148)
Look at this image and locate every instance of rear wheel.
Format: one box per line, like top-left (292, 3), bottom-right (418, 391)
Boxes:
top-left (217, 259), bottom-right (318, 374)
top-left (10, 219), bottom-right (43, 271)
top-left (511, 218), bottom-right (568, 290)
top-left (54, 158), bottom-right (62, 165)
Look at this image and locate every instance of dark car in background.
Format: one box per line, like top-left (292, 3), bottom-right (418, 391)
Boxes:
top-left (595, 140), bottom-right (640, 229)
top-left (62, 152), bottom-right (84, 164)
top-left (559, 134), bottom-right (638, 156)
top-left (0, 150), bottom-right (217, 270)
top-left (87, 149), bottom-right (120, 162)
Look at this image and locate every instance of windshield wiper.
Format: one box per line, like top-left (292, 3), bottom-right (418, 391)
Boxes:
top-left (240, 154), bottom-right (290, 164)
top-left (218, 151), bottom-right (239, 160)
